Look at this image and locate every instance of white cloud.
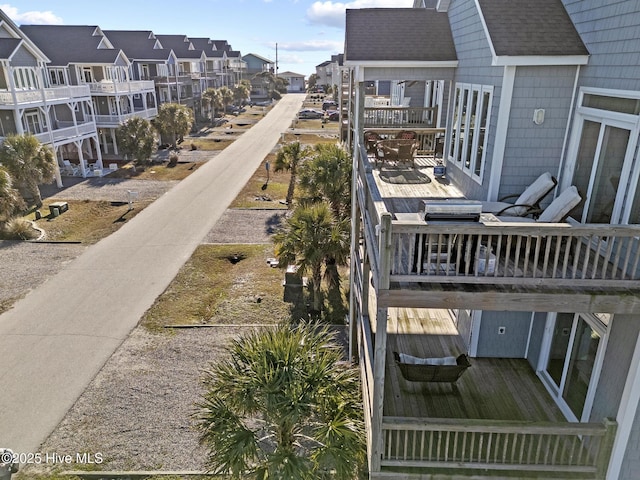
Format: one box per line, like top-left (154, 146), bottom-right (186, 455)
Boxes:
top-left (278, 39), bottom-right (344, 52)
top-left (307, 0), bottom-right (413, 28)
top-left (0, 4), bottom-right (63, 25)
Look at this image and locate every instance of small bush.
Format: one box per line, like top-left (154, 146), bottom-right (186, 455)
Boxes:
top-left (168, 151), bottom-right (179, 167)
top-left (3, 218), bottom-right (39, 240)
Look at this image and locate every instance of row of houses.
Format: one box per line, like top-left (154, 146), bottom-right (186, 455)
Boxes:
top-left (0, 8), bottom-right (252, 187)
top-left (342, 0), bottom-right (640, 479)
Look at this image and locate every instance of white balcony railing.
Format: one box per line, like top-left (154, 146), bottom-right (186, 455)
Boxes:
top-left (88, 80), bottom-right (155, 95)
top-left (29, 122), bottom-right (96, 145)
top-left (91, 108), bottom-right (158, 126)
top-left (0, 85), bottom-right (91, 105)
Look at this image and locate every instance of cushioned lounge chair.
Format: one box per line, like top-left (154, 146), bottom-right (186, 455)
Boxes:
top-left (481, 172), bottom-right (557, 217)
top-left (500, 186), bottom-right (582, 223)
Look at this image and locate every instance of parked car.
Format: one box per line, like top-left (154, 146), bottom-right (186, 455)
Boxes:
top-left (322, 100), bottom-right (337, 111)
top-left (326, 110), bottom-right (340, 121)
top-left (298, 109), bottom-right (324, 119)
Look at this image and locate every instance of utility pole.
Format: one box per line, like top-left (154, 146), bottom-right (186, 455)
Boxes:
top-left (275, 43), bottom-right (279, 76)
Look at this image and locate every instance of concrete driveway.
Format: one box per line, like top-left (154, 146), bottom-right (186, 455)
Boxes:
top-left (0, 94), bottom-right (305, 454)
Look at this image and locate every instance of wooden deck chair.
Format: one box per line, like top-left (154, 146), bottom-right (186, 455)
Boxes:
top-left (481, 172), bottom-right (557, 217)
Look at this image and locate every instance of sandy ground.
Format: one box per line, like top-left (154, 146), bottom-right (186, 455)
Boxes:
top-left (7, 178), bottom-right (291, 473)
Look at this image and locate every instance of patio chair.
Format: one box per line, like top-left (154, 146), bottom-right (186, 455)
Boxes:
top-left (364, 131), bottom-right (381, 156)
top-left (500, 186), bottom-right (582, 223)
top-left (375, 138), bottom-right (419, 168)
top-left (62, 160), bottom-right (79, 176)
top-left (481, 172), bottom-right (557, 217)
top-left (393, 351), bottom-right (471, 383)
top-left (395, 130), bottom-right (417, 140)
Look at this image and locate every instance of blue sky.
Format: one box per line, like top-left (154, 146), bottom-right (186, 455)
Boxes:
top-left (1, 1), bottom-right (413, 78)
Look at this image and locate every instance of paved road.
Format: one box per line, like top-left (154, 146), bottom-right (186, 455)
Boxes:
top-left (0, 94), bottom-right (305, 454)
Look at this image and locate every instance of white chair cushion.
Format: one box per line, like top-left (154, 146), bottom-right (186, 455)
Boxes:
top-left (398, 353), bottom-right (457, 366)
top-left (538, 186), bottom-right (582, 222)
top-left (482, 172), bottom-right (556, 216)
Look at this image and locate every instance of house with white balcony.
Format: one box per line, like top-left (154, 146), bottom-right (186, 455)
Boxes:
top-left (0, 12), bottom-right (98, 187)
top-left (345, 1), bottom-right (640, 478)
top-left (20, 24), bottom-right (158, 161)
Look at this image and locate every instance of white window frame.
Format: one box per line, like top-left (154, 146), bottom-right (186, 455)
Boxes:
top-left (537, 312), bottom-right (610, 423)
top-left (562, 87), bottom-right (640, 225)
top-left (448, 83), bottom-right (493, 184)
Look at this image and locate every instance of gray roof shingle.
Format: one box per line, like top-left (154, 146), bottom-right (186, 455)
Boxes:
top-left (103, 30), bottom-right (170, 61)
top-left (345, 8), bottom-right (457, 62)
top-left (20, 25), bottom-right (123, 65)
top-left (0, 38), bottom-right (22, 60)
top-left (478, 0), bottom-right (588, 56)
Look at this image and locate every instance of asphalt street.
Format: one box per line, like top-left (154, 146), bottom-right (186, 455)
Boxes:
top-left (0, 94), bottom-right (306, 454)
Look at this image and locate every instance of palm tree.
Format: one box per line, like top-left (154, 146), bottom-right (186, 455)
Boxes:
top-left (274, 141), bottom-right (310, 207)
top-left (298, 143), bottom-right (352, 221)
top-left (233, 82), bottom-right (250, 105)
top-left (195, 321), bottom-right (365, 479)
top-left (115, 117), bottom-right (156, 167)
top-left (273, 202), bottom-right (350, 312)
top-left (202, 88), bottom-right (222, 124)
top-left (0, 134), bottom-right (56, 208)
top-left (153, 103), bottom-right (194, 148)
top-left (0, 166), bottom-right (26, 222)
top-left (218, 86), bottom-right (234, 115)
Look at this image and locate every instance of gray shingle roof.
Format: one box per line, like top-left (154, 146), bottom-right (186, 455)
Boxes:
top-left (155, 34), bottom-right (201, 59)
top-left (0, 38), bottom-right (22, 60)
top-left (345, 8), bottom-right (457, 62)
top-left (478, 0), bottom-right (588, 56)
top-left (20, 25), bottom-right (123, 65)
top-left (103, 30), bottom-right (170, 61)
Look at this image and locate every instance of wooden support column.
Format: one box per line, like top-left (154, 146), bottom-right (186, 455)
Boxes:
top-left (369, 213), bottom-right (393, 473)
top-left (348, 184), bottom-right (362, 363)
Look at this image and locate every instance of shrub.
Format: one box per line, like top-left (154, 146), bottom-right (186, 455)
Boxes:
top-left (3, 218), bottom-right (39, 240)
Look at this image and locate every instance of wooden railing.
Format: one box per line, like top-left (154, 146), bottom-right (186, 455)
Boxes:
top-left (389, 222), bottom-right (640, 287)
top-left (364, 106), bottom-right (438, 129)
top-left (381, 417), bottom-right (617, 478)
top-left (365, 129), bottom-right (445, 156)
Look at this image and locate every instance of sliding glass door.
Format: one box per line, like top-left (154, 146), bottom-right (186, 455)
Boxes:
top-left (540, 313), bottom-right (609, 422)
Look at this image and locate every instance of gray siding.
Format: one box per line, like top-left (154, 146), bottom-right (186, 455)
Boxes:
top-left (621, 399), bottom-right (640, 480)
top-left (590, 314), bottom-right (640, 479)
top-left (11, 44), bottom-right (38, 67)
top-left (446, 0), bottom-right (502, 201)
top-left (592, 315), bottom-right (638, 421)
top-left (475, 311), bottom-right (531, 358)
top-left (499, 66), bottom-right (576, 204)
top-left (563, 0), bottom-right (640, 92)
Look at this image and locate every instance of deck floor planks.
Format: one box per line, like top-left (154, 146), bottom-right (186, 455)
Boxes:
top-left (382, 307), bottom-right (566, 423)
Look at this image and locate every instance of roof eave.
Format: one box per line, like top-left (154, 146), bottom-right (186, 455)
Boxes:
top-left (492, 54), bottom-right (589, 67)
top-left (344, 60), bottom-right (458, 68)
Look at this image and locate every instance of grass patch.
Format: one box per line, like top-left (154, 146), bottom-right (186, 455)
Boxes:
top-left (230, 153), bottom-right (290, 209)
top-left (282, 132), bottom-right (339, 144)
top-left (141, 244), bottom-right (294, 332)
top-left (183, 137), bottom-right (235, 151)
top-left (107, 161), bottom-right (197, 181)
top-left (29, 199), bottom-right (151, 244)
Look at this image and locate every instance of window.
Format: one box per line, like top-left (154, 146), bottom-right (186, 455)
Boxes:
top-left (564, 87), bottom-right (640, 224)
top-left (449, 84), bottom-right (493, 182)
top-left (49, 69), bottom-right (66, 86)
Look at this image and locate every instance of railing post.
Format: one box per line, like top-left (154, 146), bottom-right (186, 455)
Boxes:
top-left (596, 418), bottom-right (617, 479)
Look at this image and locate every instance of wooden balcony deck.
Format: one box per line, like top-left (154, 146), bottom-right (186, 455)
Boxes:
top-left (355, 146), bottom-right (640, 314)
top-left (381, 307), bottom-right (565, 422)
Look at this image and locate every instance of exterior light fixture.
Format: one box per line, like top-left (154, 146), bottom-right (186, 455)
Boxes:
top-left (533, 109), bottom-right (545, 125)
